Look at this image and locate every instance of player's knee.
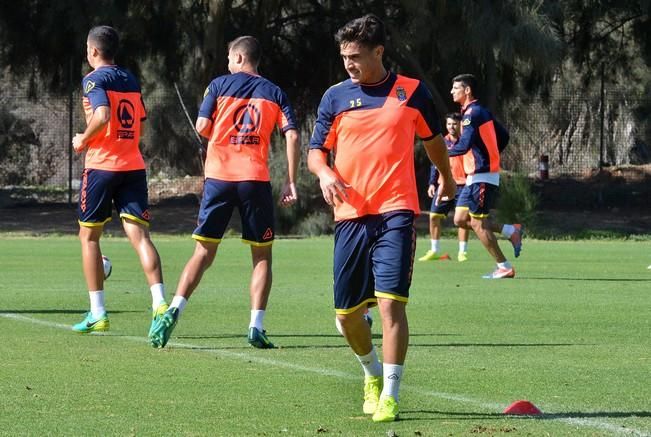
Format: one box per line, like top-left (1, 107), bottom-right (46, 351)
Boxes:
top-left (251, 247), bottom-right (272, 265)
top-left (469, 218), bottom-right (483, 232)
top-left (194, 243), bottom-right (217, 267)
top-left (79, 226), bottom-right (101, 243)
top-left (336, 313), bottom-right (361, 331)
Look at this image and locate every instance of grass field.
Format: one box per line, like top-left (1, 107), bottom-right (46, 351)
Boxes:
top-left (0, 235), bottom-right (650, 436)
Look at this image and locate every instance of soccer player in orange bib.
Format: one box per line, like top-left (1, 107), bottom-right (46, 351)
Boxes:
top-left (418, 112), bottom-right (471, 262)
top-left (308, 15), bottom-right (456, 422)
top-left (149, 36), bottom-right (300, 350)
top-left (448, 74), bottom-right (523, 279)
top-left (71, 26), bottom-right (167, 335)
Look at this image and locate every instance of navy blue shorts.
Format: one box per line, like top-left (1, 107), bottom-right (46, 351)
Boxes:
top-left (78, 168), bottom-right (150, 227)
top-left (430, 184), bottom-right (465, 218)
top-left (456, 182), bottom-right (499, 218)
top-left (333, 210), bottom-right (416, 314)
top-left (193, 178), bottom-right (274, 246)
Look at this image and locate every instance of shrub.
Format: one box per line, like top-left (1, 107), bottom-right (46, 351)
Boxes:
top-left (496, 173), bottom-right (540, 233)
top-left (294, 211), bottom-right (335, 236)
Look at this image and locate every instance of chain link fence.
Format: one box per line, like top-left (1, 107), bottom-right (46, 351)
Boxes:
top-left (501, 88), bottom-right (649, 178)
top-left (1, 80), bottom-right (649, 205)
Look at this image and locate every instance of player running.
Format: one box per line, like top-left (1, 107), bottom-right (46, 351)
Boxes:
top-left (149, 36), bottom-right (300, 349)
top-left (448, 74), bottom-right (523, 279)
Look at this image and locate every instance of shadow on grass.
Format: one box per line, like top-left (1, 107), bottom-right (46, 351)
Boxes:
top-left (519, 277), bottom-right (651, 282)
top-left (401, 409), bottom-right (651, 421)
top-left (0, 309), bottom-right (142, 314)
top-left (541, 411), bottom-right (651, 419)
top-left (167, 333), bottom-right (580, 350)
top-left (409, 342), bottom-right (581, 348)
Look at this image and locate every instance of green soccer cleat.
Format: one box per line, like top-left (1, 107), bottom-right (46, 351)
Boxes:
top-left (148, 302), bottom-right (169, 338)
top-left (72, 312), bottom-right (110, 333)
top-left (418, 250), bottom-right (443, 261)
top-left (457, 251), bottom-right (468, 262)
top-left (247, 327), bottom-right (275, 349)
top-left (372, 395), bottom-right (399, 422)
top-left (363, 376), bottom-right (382, 415)
top-left (149, 307), bottom-right (178, 348)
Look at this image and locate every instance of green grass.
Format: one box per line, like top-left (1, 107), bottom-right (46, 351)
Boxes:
top-left (0, 235), bottom-right (650, 436)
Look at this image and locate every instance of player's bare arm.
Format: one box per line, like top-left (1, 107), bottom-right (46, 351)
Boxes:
top-left (307, 148), bottom-right (349, 207)
top-left (423, 135), bottom-right (456, 203)
top-left (72, 105), bottom-right (110, 153)
top-left (279, 128), bottom-right (300, 207)
top-left (195, 116), bottom-right (213, 139)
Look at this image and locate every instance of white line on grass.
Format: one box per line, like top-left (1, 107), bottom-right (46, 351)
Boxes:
top-left (2, 313), bottom-right (648, 436)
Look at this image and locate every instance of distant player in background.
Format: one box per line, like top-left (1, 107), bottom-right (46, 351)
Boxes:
top-left (149, 36), bottom-right (300, 349)
top-left (71, 26), bottom-right (167, 334)
top-left (418, 112), bottom-right (470, 262)
top-left (308, 14), bottom-right (455, 422)
top-left (448, 73), bottom-right (523, 279)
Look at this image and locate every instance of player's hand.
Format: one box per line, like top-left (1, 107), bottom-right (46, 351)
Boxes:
top-left (279, 182), bottom-right (297, 207)
top-left (318, 168), bottom-right (349, 207)
top-left (72, 133), bottom-right (87, 153)
top-left (435, 173), bottom-right (456, 206)
top-left (427, 184), bottom-right (437, 198)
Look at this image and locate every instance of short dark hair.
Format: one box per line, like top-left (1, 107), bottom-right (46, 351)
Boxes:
top-left (228, 36), bottom-right (261, 67)
top-left (88, 26), bottom-right (119, 60)
top-left (335, 14), bottom-right (386, 49)
top-left (446, 112), bottom-right (462, 121)
top-left (453, 74), bottom-right (478, 96)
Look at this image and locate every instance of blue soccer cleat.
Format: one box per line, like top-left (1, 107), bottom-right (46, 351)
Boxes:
top-left (149, 307), bottom-right (178, 348)
top-left (247, 327), bottom-right (275, 349)
top-left (509, 224), bottom-right (524, 258)
top-left (72, 312), bottom-right (110, 333)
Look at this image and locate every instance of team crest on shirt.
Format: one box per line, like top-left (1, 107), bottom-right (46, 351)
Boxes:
top-left (395, 86), bottom-right (407, 101)
top-left (84, 81), bottom-right (95, 94)
top-left (462, 118), bottom-right (471, 126)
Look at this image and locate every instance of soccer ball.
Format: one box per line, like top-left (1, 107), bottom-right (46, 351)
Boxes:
top-left (102, 255), bottom-right (112, 280)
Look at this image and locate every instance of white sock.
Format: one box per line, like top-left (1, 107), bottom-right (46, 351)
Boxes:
top-left (501, 224), bottom-right (515, 238)
top-left (249, 309), bottom-right (265, 330)
top-left (382, 363), bottom-right (404, 401)
top-left (355, 347), bottom-right (383, 377)
top-left (150, 283), bottom-right (166, 309)
top-left (89, 291), bottom-right (105, 319)
top-left (498, 261), bottom-right (512, 269)
top-left (430, 239), bottom-right (440, 252)
top-left (170, 295), bottom-right (188, 316)
top-left (459, 241), bottom-right (468, 253)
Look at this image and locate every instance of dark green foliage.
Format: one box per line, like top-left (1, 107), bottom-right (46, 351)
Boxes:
top-left (0, 106), bottom-right (51, 185)
top-left (496, 173), bottom-right (540, 232)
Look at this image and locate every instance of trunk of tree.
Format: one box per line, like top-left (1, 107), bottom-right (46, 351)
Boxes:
top-left (196, 0), bottom-right (232, 100)
top-left (484, 47), bottom-right (498, 111)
